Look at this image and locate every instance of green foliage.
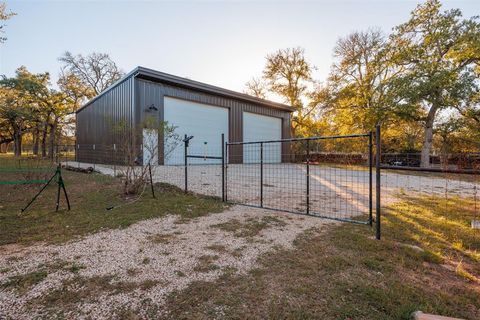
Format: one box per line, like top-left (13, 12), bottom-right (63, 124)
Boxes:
top-left (0, 66), bottom-right (74, 157)
top-left (388, 0), bottom-right (480, 162)
top-left (57, 72), bottom-right (95, 112)
top-left (1, 270), bottom-right (48, 294)
top-left (248, 1), bottom-right (480, 156)
top-left (248, 47), bottom-right (316, 136)
top-left (327, 29), bottom-right (398, 132)
top-left (0, 52), bottom-right (124, 157)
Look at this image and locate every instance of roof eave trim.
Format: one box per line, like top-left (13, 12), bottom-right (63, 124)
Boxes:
top-left (75, 67), bottom-right (140, 114)
top-left (77, 66), bottom-right (295, 114)
top-left (135, 67), bottom-right (294, 112)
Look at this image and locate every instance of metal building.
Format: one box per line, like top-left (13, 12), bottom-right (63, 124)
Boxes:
top-left (75, 67), bottom-right (293, 165)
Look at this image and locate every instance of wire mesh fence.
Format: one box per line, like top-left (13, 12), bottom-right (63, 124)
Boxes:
top-left (380, 168), bottom-right (479, 201)
top-left (0, 154), bottom-right (71, 212)
top-left (0, 144), bottom-right (76, 163)
top-left (67, 135), bottom-right (376, 226)
top-left (381, 152), bottom-right (480, 172)
top-left (379, 167), bottom-right (480, 230)
top-left (183, 142), bottom-right (224, 198)
top-left (55, 145), bottom-right (76, 164)
top-left (226, 134), bottom-right (374, 224)
top-left (0, 156), bottom-right (58, 185)
top-left (69, 142), bottom-right (225, 198)
top-left (58, 132), bottom-right (480, 233)
top-left (378, 150), bottom-right (479, 208)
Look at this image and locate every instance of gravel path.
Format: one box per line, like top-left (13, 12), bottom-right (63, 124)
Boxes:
top-left (0, 205), bottom-right (329, 319)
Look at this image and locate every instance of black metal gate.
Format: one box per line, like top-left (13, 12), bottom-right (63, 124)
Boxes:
top-left (225, 128), bottom-right (381, 238)
top-left (182, 128), bottom-right (381, 239)
top-left (183, 134), bottom-right (226, 200)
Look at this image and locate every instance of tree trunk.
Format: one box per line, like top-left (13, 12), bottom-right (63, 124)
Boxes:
top-left (41, 123), bottom-right (48, 158)
top-left (13, 128), bottom-right (22, 157)
top-left (33, 125), bottom-right (40, 155)
top-left (420, 105), bottom-right (439, 168)
top-left (0, 138), bottom-right (13, 153)
top-left (48, 118), bottom-right (58, 160)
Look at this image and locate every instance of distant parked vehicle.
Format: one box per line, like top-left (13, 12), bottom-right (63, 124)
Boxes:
top-left (385, 155), bottom-right (421, 167)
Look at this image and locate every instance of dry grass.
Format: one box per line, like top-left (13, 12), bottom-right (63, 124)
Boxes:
top-left (148, 233), bottom-right (177, 245)
top-left (1, 259), bottom-right (86, 295)
top-left (160, 195), bottom-right (480, 320)
top-left (38, 275), bottom-right (163, 311)
top-left (0, 169), bottom-right (226, 245)
top-left (212, 215), bottom-right (287, 238)
top-left (1, 270), bottom-right (48, 295)
top-left (205, 244), bottom-right (229, 253)
top-left (3, 156), bottom-right (479, 319)
top-left (193, 255), bottom-right (220, 273)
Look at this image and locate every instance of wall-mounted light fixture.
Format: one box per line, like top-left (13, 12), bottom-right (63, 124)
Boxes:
top-left (146, 104), bottom-right (158, 112)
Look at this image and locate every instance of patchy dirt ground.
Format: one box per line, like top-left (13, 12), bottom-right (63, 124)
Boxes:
top-left (0, 205), bottom-right (329, 319)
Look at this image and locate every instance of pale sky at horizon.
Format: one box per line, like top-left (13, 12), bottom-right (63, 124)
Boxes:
top-left (1, 0), bottom-right (479, 99)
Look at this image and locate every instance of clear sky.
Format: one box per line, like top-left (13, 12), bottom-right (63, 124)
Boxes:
top-left (1, 0), bottom-right (479, 95)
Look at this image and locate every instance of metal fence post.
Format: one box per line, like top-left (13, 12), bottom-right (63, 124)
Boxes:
top-left (306, 139), bottom-right (310, 215)
top-left (221, 133), bottom-right (225, 202)
top-left (184, 134), bottom-right (188, 193)
top-left (369, 132), bottom-right (373, 227)
top-left (225, 141), bottom-right (228, 202)
top-left (474, 185), bottom-right (477, 222)
top-left (375, 125), bottom-right (381, 240)
top-left (67, 145), bottom-right (71, 166)
top-left (93, 144), bottom-right (96, 171)
top-left (148, 163), bottom-right (155, 198)
top-left (113, 144), bottom-right (117, 177)
top-left (260, 142), bottom-right (264, 208)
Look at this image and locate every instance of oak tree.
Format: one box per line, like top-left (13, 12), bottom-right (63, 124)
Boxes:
top-left (389, 0), bottom-right (480, 167)
top-left (59, 51), bottom-right (124, 96)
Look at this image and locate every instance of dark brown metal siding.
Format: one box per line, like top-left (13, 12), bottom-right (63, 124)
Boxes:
top-left (76, 77), bottom-right (135, 163)
top-left (136, 78), bottom-right (292, 164)
top-left (76, 76), bottom-right (291, 165)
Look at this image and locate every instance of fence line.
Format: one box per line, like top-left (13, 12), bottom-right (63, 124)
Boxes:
top-left (1, 137), bottom-right (477, 241)
top-left (42, 139), bottom-right (480, 234)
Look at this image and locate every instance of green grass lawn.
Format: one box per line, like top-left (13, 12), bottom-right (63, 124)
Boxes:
top-left (0, 168), bottom-right (226, 245)
top-left (162, 195), bottom-right (480, 320)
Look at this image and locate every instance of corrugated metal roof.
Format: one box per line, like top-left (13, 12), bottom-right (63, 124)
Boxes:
top-left (76, 66), bottom-right (294, 114)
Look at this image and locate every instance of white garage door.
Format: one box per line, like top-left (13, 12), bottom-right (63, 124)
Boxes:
top-left (243, 112), bottom-right (282, 163)
top-left (164, 97), bottom-right (228, 165)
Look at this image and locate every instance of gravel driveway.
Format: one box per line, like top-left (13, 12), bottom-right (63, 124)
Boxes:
top-left (0, 206), bottom-right (329, 319)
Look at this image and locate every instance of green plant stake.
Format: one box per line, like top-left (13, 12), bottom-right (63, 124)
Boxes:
top-left (21, 164), bottom-right (71, 213)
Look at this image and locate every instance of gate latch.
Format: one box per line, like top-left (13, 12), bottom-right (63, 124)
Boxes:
top-left (183, 135), bottom-right (194, 147)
